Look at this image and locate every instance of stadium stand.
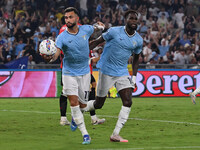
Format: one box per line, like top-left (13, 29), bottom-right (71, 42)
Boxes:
top-left (0, 0), bottom-right (200, 69)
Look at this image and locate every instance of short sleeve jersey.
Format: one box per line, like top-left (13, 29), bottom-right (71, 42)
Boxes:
top-left (56, 25), bottom-right (94, 76)
top-left (97, 26), bottom-right (143, 76)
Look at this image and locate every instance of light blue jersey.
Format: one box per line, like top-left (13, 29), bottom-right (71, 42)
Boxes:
top-left (97, 26), bottom-right (143, 76)
top-left (56, 25), bottom-right (94, 76)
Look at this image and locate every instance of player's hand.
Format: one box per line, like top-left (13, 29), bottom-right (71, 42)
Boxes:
top-left (93, 21), bottom-right (105, 31)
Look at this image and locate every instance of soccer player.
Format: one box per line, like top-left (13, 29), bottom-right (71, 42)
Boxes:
top-left (58, 22), bottom-right (75, 126)
top-left (47, 7), bottom-right (105, 144)
top-left (86, 10), bottom-right (143, 142)
top-left (189, 86), bottom-right (200, 104)
top-left (58, 22), bottom-right (105, 126)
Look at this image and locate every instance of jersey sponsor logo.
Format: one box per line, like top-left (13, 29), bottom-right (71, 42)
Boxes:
top-left (133, 71), bottom-right (200, 97)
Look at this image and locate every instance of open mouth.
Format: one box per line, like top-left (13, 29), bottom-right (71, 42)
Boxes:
top-left (132, 24), bottom-right (137, 28)
top-left (66, 23), bottom-right (72, 26)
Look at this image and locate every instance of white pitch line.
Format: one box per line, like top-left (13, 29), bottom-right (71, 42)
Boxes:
top-left (96, 115), bottom-right (200, 126)
top-left (1, 109), bottom-right (200, 126)
top-left (0, 109), bottom-right (58, 114)
top-left (86, 146), bottom-right (200, 150)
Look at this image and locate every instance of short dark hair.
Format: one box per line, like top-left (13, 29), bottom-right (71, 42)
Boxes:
top-left (124, 10), bottom-right (138, 19)
top-left (64, 7), bottom-right (79, 16)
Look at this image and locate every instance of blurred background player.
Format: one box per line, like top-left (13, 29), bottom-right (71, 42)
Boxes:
top-left (189, 86), bottom-right (200, 104)
top-left (89, 50), bottom-right (105, 125)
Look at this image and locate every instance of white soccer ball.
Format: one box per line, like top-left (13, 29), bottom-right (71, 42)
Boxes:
top-left (39, 39), bottom-right (57, 55)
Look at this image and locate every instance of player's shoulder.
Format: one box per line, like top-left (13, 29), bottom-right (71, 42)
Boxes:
top-left (79, 25), bottom-right (94, 33)
top-left (135, 32), bottom-right (143, 42)
top-left (109, 26), bottom-right (123, 31)
top-left (79, 24), bottom-right (93, 30)
top-left (105, 26), bottom-right (123, 35)
top-left (134, 32), bottom-right (143, 46)
top-left (56, 30), bottom-right (67, 42)
top-left (79, 25), bottom-right (94, 35)
top-left (57, 31), bottom-right (65, 39)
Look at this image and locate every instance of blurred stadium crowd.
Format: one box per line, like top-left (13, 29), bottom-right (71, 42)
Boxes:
top-left (0, 0), bottom-right (200, 69)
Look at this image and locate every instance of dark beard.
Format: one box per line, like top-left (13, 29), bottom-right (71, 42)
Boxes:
top-left (66, 22), bottom-right (76, 28)
top-left (127, 23), bottom-right (137, 31)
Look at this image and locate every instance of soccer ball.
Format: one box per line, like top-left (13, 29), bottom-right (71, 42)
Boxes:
top-left (39, 39), bottom-right (57, 55)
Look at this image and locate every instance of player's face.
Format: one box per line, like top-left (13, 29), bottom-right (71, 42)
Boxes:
top-left (64, 11), bottom-right (79, 28)
top-left (126, 13), bottom-right (138, 30)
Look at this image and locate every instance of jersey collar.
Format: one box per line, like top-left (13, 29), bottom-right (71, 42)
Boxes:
top-left (124, 26), bottom-right (136, 37)
top-left (66, 26), bottom-right (79, 35)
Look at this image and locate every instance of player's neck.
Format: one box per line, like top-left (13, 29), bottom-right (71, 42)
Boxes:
top-left (67, 25), bottom-right (79, 34)
top-left (124, 26), bottom-right (136, 37)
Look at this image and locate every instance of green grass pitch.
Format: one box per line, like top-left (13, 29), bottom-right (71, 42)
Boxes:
top-left (0, 97), bottom-right (200, 150)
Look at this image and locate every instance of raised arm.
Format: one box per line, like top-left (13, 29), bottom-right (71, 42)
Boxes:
top-left (150, 34), bottom-right (159, 47)
top-left (169, 31), bottom-right (180, 46)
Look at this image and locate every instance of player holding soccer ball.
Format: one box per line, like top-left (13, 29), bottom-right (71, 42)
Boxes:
top-left (58, 22), bottom-right (105, 126)
top-left (85, 10), bottom-right (143, 142)
top-left (43, 7), bottom-right (105, 145)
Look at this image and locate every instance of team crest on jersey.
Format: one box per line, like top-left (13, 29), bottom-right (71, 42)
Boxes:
top-left (82, 35), bottom-right (86, 40)
top-left (132, 41), bottom-right (136, 46)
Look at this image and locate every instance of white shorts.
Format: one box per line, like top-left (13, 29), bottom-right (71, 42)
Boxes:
top-left (97, 70), bottom-right (134, 97)
top-left (62, 73), bottom-right (91, 104)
